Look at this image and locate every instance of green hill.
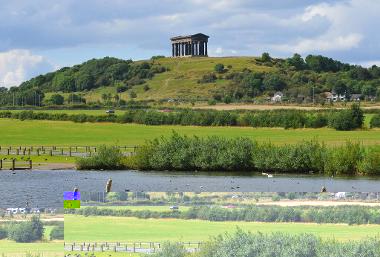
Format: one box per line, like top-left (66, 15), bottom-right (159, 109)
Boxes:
top-left (1, 54), bottom-right (379, 106)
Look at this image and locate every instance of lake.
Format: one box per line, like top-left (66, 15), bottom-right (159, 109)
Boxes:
top-left (0, 169), bottom-right (379, 207)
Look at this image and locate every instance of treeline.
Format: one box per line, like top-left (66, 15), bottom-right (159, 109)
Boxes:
top-left (0, 216), bottom-right (44, 243)
top-left (70, 205), bottom-right (380, 225)
top-left (124, 133), bottom-right (380, 175)
top-left (0, 57), bottom-right (167, 106)
top-left (162, 230), bottom-right (380, 257)
top-left (0, 104), bottom-right (373, 130)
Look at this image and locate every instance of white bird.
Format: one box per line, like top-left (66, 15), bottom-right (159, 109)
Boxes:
top-left (262, 172), bottom-right (273, 178)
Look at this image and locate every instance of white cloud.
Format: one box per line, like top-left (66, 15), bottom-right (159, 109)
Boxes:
top-left (276, 33), bottom-right (362, 53)
top-left (0, 49), bottom-right (53, 88)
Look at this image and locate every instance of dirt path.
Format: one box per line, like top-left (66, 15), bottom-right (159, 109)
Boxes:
top-left (33, 163), bottom-right (76, 170)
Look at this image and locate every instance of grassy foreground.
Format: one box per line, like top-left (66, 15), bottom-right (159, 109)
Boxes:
top-left (1, 119), bottom-right (379, 147)
top-left (0, 240), bottom-right (63, 256)
top-left (64, 215), bottom-right (380, 242)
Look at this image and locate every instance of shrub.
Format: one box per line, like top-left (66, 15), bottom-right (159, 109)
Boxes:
top-left (0, 226), bottom-right (7, 239)
top-left (328, 104), bottom-right (364, 130)
top-left (370, 114), bottom-right (380, 128)
top-left (324, 142), bottom-right (364, 176)
top-left (76, 145), bottom-right (125, 170)
top-left (198, 73), bottom-right (217, 83)
top-left (357, 150), bottom-right (380, 175)
top-left (7, 216), bottom-right (44, 243)
top-left (214, 63), bottom-right (225, 73)
top-left (129, 90), bottom-right (137, 98)
top-left (50, 225), bottom-right (64, 240)
top-left (147, 242), bottom-right (187, 257)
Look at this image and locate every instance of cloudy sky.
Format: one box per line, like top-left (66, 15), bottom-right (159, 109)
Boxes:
top-left (0, 0), bottom-right (379, 88)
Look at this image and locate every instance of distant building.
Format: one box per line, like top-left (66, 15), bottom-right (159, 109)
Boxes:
top-left (350, 94), bottom-right (362, 101)
top-left (170, 33), bottom-right (209, 57)
top-left (271, 91), bottom-right (283, 102)
top-left (325, 91), bottom-right (346, 102)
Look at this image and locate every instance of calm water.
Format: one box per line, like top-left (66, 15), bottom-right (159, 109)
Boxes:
top-left (0, 169), bottom-right (379, 207)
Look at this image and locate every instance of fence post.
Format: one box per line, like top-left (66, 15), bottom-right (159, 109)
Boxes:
top-left (6, 149), bottom-right (9, 155)
top-left (0, 160), bottom-right (2, 169)
top-left (49, 150), bottom-right (52, 156)
top-left (16, 149), bottom-right (19, 155)
top-left (29, 160), bottom-right (32, 169)
top-left (12, 159), bottom-right (15, 170)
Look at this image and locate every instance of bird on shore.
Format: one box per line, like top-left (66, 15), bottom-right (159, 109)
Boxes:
top-left (262, 172), bottom-right (273, 178)
top-left (106, 178), bottom-right (112, 193)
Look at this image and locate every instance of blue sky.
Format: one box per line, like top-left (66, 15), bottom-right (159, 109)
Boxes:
top-left (0, 0), bottom-right (379, 88)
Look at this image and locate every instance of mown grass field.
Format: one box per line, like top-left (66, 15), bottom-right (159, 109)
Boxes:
top-left (64, 215), bottom-right (380, 242)
top-left (1, 119), bottom-right (379, 147)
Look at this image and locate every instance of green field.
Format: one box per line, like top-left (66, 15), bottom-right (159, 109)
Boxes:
top-left (1, 119), bottom-right (379, 147)
top-left (64, 215), bottom-right (380, 242)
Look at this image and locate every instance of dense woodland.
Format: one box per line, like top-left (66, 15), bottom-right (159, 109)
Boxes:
top-left (0, 54), bottom-right (379, 106)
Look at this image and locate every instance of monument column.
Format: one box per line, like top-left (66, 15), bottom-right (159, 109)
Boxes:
top-left (205, 42), bottom-right (208, 56)
top-left (172, 44), bottom-right (174, 57)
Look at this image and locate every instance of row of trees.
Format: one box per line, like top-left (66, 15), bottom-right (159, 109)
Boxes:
top-left (72, 205), bottom-right (380, 225)
top-left (0, 104), bottom-right (370, 130)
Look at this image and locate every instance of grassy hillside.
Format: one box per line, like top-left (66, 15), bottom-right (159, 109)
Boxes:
top-left (3, 54), bottom-right (378, 106)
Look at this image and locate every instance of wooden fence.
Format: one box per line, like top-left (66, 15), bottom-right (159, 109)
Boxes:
top-left (0, 159), bottom-right (32, 170)
top-left (0, 145), bottom-right (138, 157)
top-left (64, 241), bottom-right (202, 254)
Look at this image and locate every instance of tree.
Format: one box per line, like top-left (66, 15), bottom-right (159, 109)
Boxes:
top-left (263, 73), bottom-right (286, 91)
top-left (261, 52), bottom-right (271, 62)
top-left (214, 63), bottom-right (225, 73)
top-left (49, 94), bottom-right (64, 105)
top-left (361, 83), bottom-right (377, 99)
top-left (329, 104), bottom-right (363, 130)
top-left (286, 53), bottom-right (305, 70)
top-left (7, 216), bottom-right (44, 242)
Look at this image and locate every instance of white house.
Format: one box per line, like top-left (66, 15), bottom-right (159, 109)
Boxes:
top-left (271, 92), bottom-right (283, 102)
top-left (325, 91), bottom-right (346, 102)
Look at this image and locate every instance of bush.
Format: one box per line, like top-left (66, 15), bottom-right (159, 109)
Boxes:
top-left (50, 225), bottom-right (64, 240)
top-left (76, 145), bottom-right (125, 170)
top-left (0, 226), bottom-right (7, 239)
top-left (7, 216), bottom-right (44, 242)
top-left (214, 63), bottom-right (225, 73)
top-left (147, 242), bottom-right (187, 257)
top-left (370, 114), bottom-right (380, 128)
top-left (328, 104), bottom-right (364, 130)
top-left (324, 142), bottom-right (363, 176)
top-left (198, 73), bottom-right (217, 83)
